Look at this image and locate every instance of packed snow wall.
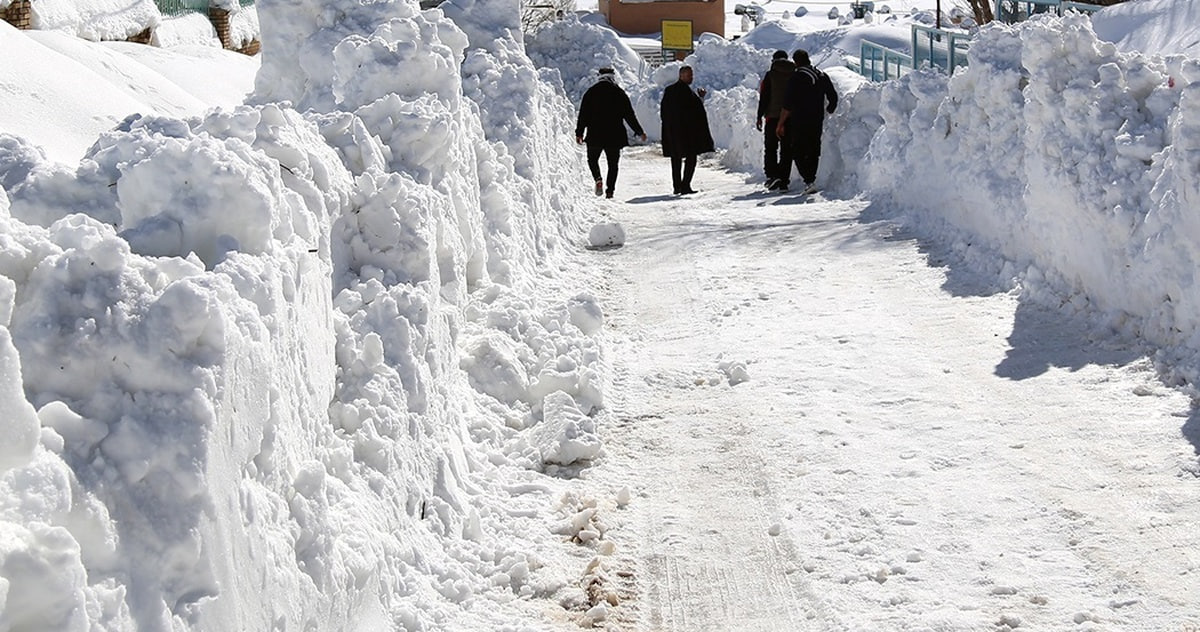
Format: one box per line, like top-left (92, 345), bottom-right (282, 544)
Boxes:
top-left (0, 0), bottom-right (605, 629)
top-left (827, 15), bottom-right (1200, 378)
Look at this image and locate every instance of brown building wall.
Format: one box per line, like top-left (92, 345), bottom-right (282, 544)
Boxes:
top-left (2, 0), bottom-right (32, 29)
top-left (599, 0), bottom-right (725, 39)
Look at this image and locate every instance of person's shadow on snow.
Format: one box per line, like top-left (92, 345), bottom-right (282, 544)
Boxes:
top-left (995, 300), bottom-right (1139, 381)
top-left (626, 194), bottom-right (679, 204)
top-left (1182, 412), bottom-right (1200, 457)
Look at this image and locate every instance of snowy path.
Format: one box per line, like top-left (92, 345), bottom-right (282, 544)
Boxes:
top-left (588, 146), bottom-right (1200, 631)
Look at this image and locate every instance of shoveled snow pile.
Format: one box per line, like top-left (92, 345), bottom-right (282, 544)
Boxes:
top-left (827, 14), bottom-right (1200, 381)
top-left (0, 0), bottom-right (610, 629)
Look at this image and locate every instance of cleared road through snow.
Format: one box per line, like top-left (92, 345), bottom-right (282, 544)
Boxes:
top-left (589, 146), bottom-right (1200, 631)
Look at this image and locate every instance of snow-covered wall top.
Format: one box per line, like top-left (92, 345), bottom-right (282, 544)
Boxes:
top-left (32, 0), bottom-right (160, 40)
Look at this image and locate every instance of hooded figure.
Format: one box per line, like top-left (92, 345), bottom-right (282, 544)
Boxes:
top-left (756, 50), bottom-right (796, 190)
top-left (575, 67), bottom-right (646, 199)
top-left (659, 65), bottom-right (715, 195)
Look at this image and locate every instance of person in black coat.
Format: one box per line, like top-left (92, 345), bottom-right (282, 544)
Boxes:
top-left (575, 67), bottom-right (646, 199)
top-left (775, 50), bottom-right (838, 194)
top-left (660, 65), bottom-right (715, 195)
top-left (756, 50), bottom-right (795, 190)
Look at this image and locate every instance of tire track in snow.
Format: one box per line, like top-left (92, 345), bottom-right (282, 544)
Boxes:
top-left (593, 148), bottom-right (839, 630)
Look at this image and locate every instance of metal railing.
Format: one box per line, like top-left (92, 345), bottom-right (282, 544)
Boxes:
top-left (856, 24), bottom-right (969, 82)
top-left (155, 0), bottom-right (255, 17)
top-left (1060, 1), bottom-right (1103, 14)
top-left (859, 40), bottom-right (912, 82)
top-left (912, 24), bottom-right (971, 75)
top-left (995, 0), bottom-right (1102, 23)
top-left (155, 0), bottom-right (208, 16)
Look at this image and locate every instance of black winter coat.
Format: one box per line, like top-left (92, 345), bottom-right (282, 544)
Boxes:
top-left (660, 81), bottom-right (715, 158)
top-left (782, 65), bottom-right (839, 125)
top-left (575, 80), bottom-right (644, 149)
top-left (757, 58), bottom-right (795, 120)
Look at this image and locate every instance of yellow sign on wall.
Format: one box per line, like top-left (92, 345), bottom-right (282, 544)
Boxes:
top-left (661, 19), bottom-right (694, 51)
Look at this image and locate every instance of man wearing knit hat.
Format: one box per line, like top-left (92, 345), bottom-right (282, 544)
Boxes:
top-left (575, 67), bottom-right (647, 199)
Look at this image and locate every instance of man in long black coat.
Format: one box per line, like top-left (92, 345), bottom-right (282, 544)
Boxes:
top-left (660, 65), bottom-right (715, 195)
top-left (575, 67), bottom-right (646, 199)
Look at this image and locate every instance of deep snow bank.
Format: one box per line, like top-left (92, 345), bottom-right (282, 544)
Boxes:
top-left (829, 14), bottom-right (1200, 379)
top-left (0, 0), bottom-right (608, 629)
top-left (1092, 0), bottom-right (1200, 58)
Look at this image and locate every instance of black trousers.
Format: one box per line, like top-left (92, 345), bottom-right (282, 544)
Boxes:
top-left (789, 122), bottom-right (823, 185)
top-left (586, 144), bottom-right (621, 194)
top-left (763, 117), bottom-right (791, 183)
top-left (670, 154), bottom-right (697, 193)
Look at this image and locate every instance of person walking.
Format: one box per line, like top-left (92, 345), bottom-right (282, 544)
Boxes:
top-left (660, 65), bottom-right (715, 195)
top-left (756, 50), bottom-right (795, 191)
top-left (775, 50), bottom-right (838, 194)
top-left (575, 67), bottom-right (646, 199)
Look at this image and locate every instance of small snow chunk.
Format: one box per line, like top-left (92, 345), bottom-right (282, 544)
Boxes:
top-left (997, 613), bottom-right (1022, 628)
top-left (530, 391), bottom-right (602, 466)
top-left (0, 330), bottom-right (40, 470)
top-left (616, 486), bottom-right (632, 507)
top-left (362, 332), bottom-right (385, 369)
top-left (0, 276), bottom-right (13, 327)
top-left (588, 222), bottom-right (625, 249)
top-left (567, 294), bottom-right (604, 335)
top-left (1132, 385), bottom-right (1155, 396)
top-left (583, 602), bottom-right (608, 626)
top-left (768, 523), bottom-right (782, 536)
top-left (718, 358), bottom-right (750, 385)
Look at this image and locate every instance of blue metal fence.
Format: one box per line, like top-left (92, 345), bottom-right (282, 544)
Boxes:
top-left (154, 0), bottom-right (255, 16)
top-left (859, 41), bottom-right (912, 82)
top-left (912, 24), bottom-right (971, 75)
top-left (995, 0), bottom-right (1103, 23)
top-left (855, 24), bottom-right (968, 82)
top-left (155, 0), bottom-right (208, 16)
top-left (856, 1), bottom-right (1104, 81)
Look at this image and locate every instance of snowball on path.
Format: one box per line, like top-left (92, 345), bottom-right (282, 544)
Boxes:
top-left (588, 222), bottom-right (625, 249)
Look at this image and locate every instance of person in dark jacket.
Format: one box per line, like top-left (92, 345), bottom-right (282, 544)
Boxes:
top-left (775, 50), bottom-right (838, 194)
top-left (576, 67), bottom-right (646, 199)
top-left (660, 65), bottom-right (715, 195)
top-left (756, 50), bottom-right (795, 191)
